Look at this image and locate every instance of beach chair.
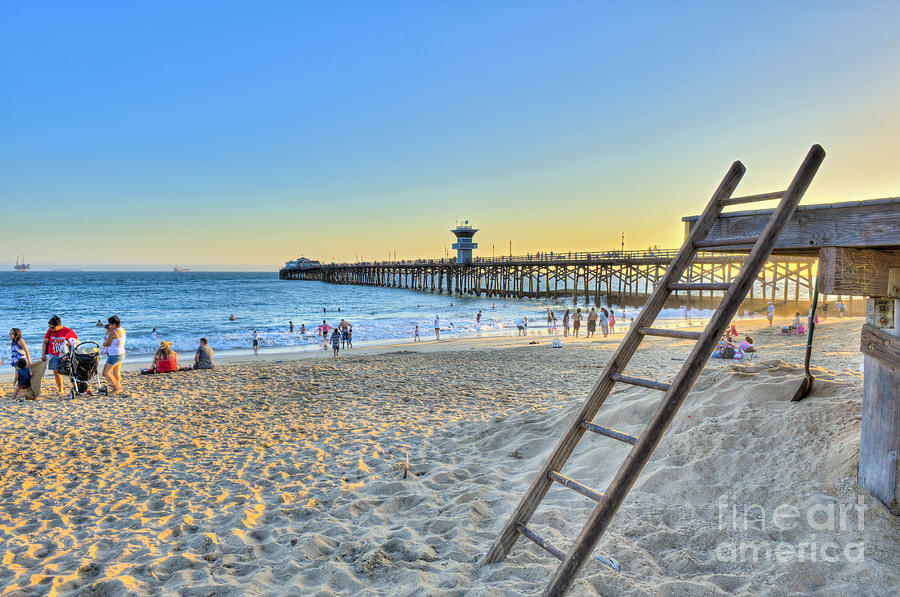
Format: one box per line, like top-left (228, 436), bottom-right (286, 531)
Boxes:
top-left (483, 145), bottom-right (825, 595)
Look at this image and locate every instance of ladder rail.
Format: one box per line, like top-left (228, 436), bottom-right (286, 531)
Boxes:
top-left (542, 144), bottom-right (825, 597)
top-left (481, 160), bottom-right (747, 565)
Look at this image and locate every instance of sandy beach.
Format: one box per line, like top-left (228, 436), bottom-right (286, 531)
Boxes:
top-left (1, 317), bottom-right (898, 596)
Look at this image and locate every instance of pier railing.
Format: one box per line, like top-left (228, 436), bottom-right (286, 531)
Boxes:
top-left (319, 248), bottom-right (692, 268)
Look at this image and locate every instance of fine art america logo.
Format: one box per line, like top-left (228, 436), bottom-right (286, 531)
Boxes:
top-left (715, 495), bottom-right (866, 563)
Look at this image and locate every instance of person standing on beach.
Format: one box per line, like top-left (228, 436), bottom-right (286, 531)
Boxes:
top-left (9, 328), bottom-right (31, 369)
top-left (41, 315), bottom-right (78, 394)
top-left (320, 320), bottom-right (330, 348)
top-left (609, 310), bottom-right (616, 334)
top-left (101, 315), bottom-right (126, 394)
top-left (331, 327), bottom-right (341, 357)
top-left (347, 325), bottom-right (353, 348)
top-left (414, 325), bottom-right (421, 341)
top-left (252, 330), bottom-right (260, 353)
top-left (563, 309), bottom-right (570, 337)
top-left (821, 301), bottom-right (828, 320)
top-left (586, 307), bottom-right (597, 338)
top-left (767, 302), bottom-right (775, 326)
top-left (340, 319), bottom-right (350, 349)
top-left (434, 315), bottom-right (441, 341)
top-left (572, 308), bottom-right (583, 337)
top-left (476, 310), bottom-right (482, 324)
top-left (600, 308), bottom-right (610, 338)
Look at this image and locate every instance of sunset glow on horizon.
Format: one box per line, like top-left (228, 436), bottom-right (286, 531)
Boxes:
top-left (3, 2), bottom-right (899, 269)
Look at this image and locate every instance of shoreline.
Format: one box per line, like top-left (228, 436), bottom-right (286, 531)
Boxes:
top-left (2, 315), bottom-right (856, 385)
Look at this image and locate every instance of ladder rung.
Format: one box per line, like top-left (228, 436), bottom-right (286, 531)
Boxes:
top-left (719, 190), bottom-right (784, 207)
top-left (694, 236), bottom-right (759, 248)
top-left (516, 523), bottom-right (620, 572)
top-left (610, 373), bottom-right (670, 392)
top-left (638, 327), bottom-right (702, 340)
top-left (668, 282), bottom-right (731, 291)
top-left (581, 421), bottom-right (638, 445)
top-left (548, 470), bottom-right (604, 502)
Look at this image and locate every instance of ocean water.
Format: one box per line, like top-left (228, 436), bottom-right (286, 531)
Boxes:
top-left (0, 271), bottom-right (715, 365)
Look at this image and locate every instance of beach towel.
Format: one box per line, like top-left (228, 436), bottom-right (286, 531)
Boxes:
top-left (26, 359), bottom-right (48, 398)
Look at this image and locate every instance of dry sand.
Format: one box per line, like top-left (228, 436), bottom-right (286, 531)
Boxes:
top-left (1, 317), bottom-right (897, 596)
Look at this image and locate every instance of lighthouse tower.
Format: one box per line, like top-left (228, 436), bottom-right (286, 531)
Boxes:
top-left (451, 221), bottom-right (479, 264)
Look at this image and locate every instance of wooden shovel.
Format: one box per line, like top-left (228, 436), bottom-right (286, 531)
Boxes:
top-left (792, 277), bottom-right (819, 401)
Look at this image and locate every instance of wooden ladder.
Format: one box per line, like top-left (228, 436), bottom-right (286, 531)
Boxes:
top-left (482, 145), bottom-right (826, 596)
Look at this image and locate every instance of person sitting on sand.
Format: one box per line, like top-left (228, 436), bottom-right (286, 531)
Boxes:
top-left (712, 334), bottom-right (736, 359)
top-left (12, 358), bottom-right (34, 399)
top-left (193, 338), bottom-right (214, 369)
top-left (152, 341), bottom-right (179, 373)
top-left (735, 336), bottom-right (756, 359)
top-left (331, 327), bottom-right (341, 357)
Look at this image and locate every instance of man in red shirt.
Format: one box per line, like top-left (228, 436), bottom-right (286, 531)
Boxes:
top-left (42, 315), bottom-right (78, 394)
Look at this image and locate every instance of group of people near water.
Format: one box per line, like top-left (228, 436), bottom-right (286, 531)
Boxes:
top-left (543, 307), bottom-right (626, 339)
top-left (1, 315), bottom-right (128, 398)
top-left (2, 315), bottom-right (217, 399)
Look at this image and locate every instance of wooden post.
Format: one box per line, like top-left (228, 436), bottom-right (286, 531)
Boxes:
top-left (858, 300), bottom-right (900, 514)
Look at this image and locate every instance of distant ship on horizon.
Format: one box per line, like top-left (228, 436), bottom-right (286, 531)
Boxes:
top-left (14, 256), bottom-right (30, 272)
top-left (173, 265), bottom-right (191, 272)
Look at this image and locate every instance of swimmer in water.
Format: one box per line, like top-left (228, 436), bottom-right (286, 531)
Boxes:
top-left (229, 314), bottom-right (236, 321)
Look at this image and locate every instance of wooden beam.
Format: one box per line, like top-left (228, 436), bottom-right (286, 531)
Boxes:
top-left (818, 247), bottom-right (900, 297)
top-left (861, 323), bottom-right (900, 371)
top-left (683, 197), bottom-right (900, 254)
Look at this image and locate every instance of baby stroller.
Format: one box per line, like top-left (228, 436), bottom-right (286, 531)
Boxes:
top-left (60, 341), bottom-right (107, 398)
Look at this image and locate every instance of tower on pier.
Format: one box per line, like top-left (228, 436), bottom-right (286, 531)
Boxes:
top-left (451, 221), bottom-right (478, 264)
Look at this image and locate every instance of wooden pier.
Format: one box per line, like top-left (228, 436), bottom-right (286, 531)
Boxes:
top-left (280, 250), bottom-right (819, 312)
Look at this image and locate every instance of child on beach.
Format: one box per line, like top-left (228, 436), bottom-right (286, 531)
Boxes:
top-left (414, 325), bottom-right (421, 341)
top-left (609, 310), bottom-right (616, 334)
top-left (735, 336), bottom-right (756, 359)
top-left (563, 309), bottom-right (570, 337)
top-left (12, 359), bottom-right (34, 399)
top-left (331, 328), bottom-right (341, 357)
top-left (552, 316), bottom-right (558, 334)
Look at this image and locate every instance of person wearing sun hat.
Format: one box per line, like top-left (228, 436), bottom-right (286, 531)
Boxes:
top-left (151, 340), bottom-right (179, 373)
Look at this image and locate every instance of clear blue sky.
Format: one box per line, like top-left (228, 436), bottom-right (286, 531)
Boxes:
top-left (3, 1), bottom-right (898, 269)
